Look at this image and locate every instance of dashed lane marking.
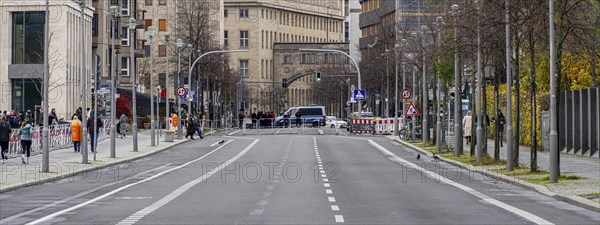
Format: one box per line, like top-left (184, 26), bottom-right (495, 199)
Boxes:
top-left (335, 215), bottom-right (345, 223)
top-left (331, 205), bottom-right (340, 211)
top-left (328, 197), bottom-right (336, 202)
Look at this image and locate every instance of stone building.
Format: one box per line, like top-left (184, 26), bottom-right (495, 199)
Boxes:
top-left (0, 0), bottom-right (93, 119)
top-left (224, 0), bottom-right (346, 113)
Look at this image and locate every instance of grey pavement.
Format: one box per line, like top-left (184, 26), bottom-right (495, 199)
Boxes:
top-left (0, 130), bottom-right (598, 224)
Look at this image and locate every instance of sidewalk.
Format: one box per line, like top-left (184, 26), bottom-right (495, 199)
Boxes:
top-left (0, 130), bottom-right (190, 193)
top-left (481, 140), bottom-right (600, 180)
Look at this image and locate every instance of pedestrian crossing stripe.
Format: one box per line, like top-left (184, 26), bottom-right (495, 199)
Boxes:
top-left (405, 102), bottom-right (420, 117)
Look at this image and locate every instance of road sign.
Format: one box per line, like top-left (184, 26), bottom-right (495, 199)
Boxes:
top-left (353, 89), bottom-right (366, 101)
top-left (176, 86), bottom-right (186, 97)
top-left (401, 89), bottom-right (412, 100)
top-left (405, 102), bottom-right (420, 117)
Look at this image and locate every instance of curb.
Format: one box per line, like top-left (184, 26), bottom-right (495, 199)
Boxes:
top-left (388, 137), bottom-right (600, 213)
top-left (0, 136), bottom-right (196, 193)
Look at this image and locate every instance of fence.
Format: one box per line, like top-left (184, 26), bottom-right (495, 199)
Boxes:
top-left (348, 118), bottom-right (404, 135)
top-left (7, 119), bottom-right (112, 157)
top-left (558, 87), bottom-right (599, 157)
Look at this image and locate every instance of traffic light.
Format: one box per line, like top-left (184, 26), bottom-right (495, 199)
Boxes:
top-left (282, 78), bottom-right (288, 88)
top-left (316, 72), bottom-right (321, 81)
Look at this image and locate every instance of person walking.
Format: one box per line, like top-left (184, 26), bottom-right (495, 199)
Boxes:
top-left (462, 111), bottom-right (473, 145)
top-left (194, 116), bottom-right (204, 139)
top-left (0, 115), bottom-right (11, 164)
top-left (496, 109), bottom-right (506, 147)
top-left (119, 114), bottom-right (128, 138)
top-left (185, 116), bottom-right (196, 140)
top-left (71, 116), bottom-right (82, 153)
top-left (295, 110), bottom-right (302, 127)
top-left (87, 113), bottom-right (103, 153)
top-left (18, 118), bottom-right (32, 164)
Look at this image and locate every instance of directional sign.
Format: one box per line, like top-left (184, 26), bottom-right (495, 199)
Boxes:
top-left (401, 89), bottom-right (412, 100)
top-left (405, 102), bottom-right (421, 117)
top-left (353, 89), bottom-right (366, 101)
top-left (176, 86), bottom-right (186, 97)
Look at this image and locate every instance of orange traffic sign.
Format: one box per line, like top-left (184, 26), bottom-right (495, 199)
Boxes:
top-left (405, 102), bottom-right (420, 117)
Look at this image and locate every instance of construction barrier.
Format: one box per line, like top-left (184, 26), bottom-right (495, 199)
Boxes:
top-left (350, 118), bottom-right (403, 135)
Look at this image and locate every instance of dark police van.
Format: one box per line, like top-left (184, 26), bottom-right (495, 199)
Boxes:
top-left (275, 106), bottom-right (326, 127)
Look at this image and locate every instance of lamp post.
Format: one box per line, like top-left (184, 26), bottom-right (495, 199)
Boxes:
top-left (451, 4), bottom-right (462, 156)
top-left (42, 0), bottom-right (50, 172)
top-left (421, 25), bottom-right (429, 145)
top-left (176, 39), bottom-right (184, 138)
top-left (384, 50), bottom-right (390, 118)
top-left (505, 0), bottom-right (514, 171)
top-left (475, 0), bottom-right (484, 162)
top-left (129, 18), bottom-right (138, 152)
top-left (186, 44), bottom-right (193, 120)
top-left (187, 49), bottom-right (248, 122)
top-left (164, 33), bottom-right (170, 132)
top-left (75, 0), bottom-right (89, 164)
top-left (436, 16), bottom-right (443, 153)
top-left (109, 5), bottom-right (118, 158)
top-left (148, 26), bottom-right (156, 146)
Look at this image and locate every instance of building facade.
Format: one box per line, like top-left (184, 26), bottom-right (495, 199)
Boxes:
top-left (224, 0), bottom-right (345, 113)
top-left (0, 0), bottom-right (93, 119)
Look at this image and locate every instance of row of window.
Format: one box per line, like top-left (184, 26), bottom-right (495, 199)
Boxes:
top-left (361, 0), bottom-right (380, 13)
top-left (225, 29), bottom-right (342, 50)
top-left (144, 19), bottom-right (168, 31)
top-left (226, 8), bottom-right (344, 33)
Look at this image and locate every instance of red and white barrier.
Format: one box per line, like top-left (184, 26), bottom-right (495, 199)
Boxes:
top-left (351, 118), bottom-right (403, 134)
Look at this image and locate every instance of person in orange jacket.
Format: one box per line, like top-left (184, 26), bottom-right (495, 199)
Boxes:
top-left (71, 116), bottom-right (82, 153)
top-left (171, 113), bottom-right (178, 129)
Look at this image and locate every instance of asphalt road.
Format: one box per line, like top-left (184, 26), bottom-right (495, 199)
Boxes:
top-left (0, 128), bottom-right (598, 224)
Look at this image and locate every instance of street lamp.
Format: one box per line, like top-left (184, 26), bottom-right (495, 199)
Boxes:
top-left (474, 0), bottom-right (484, 162)
top-left (109, 5), bottom-right (118, 158)
top-left (299, 49), bottom-right (362, 118)
top-left (421, 25), bottom-right (429, 145)
top-left (129, 18), bottom-right (138, 152)
top-left (164, 33), bottom-right (170, 132)
top-left (176, 38), bottom-right (184, 139)
top-left (451, 4), bottom-right (463, 156)
top-left (74, 0), bottom-right (89, 165)
top-left (548, 0), bottom-right (559, 182)
top-left (505, 0), bottom-right (514, 171)
top-left (435, 16), bottom-right (444, 154)
top-left (148, 26), bottom-right (156, 146)
top-left (186, 44), bottom-right (193, 120)
top-left (187, 49), bottom-right (248, 122)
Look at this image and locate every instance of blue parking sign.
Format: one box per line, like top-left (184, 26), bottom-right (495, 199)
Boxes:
top-left (353, 89), bottom-right (366, 101)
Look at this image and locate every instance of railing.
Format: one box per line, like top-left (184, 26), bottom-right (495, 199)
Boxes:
top-left (7, 119), bottom-right (111, 157)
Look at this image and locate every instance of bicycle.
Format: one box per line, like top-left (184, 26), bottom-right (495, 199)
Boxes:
top-left (399, 121), bottom-right (422, 141)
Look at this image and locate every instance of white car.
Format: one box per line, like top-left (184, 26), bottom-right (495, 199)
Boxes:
top-left (326, 116), bottom-right (348, 128)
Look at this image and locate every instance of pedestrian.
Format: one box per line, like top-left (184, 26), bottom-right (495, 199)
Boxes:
top-left (18, 118), bottom-right (32, 164)
top-left (251, 111), bottom-right (257, 128)
top-left (496, 109), bottom-right (506, 147)
top-left (0, 115), bottom-right (11, 164)
top-left (462, 111), bottom-right (473, 145)
top-left (87, 113), bottom-right (103, 153)
top-left (71, 116), bottom-right (82, 153)
top-left (25, 110), bottom-right (34, 126)
top-left (238, 112), bottom-right (244, 128)
top-left (194, 116), bottom-right (204, 139)
top-left (72, 107), bottom-right (82, 120)
top-left (119, 114), bottom-right (128, 138)
top-left (185, 116), bottom-right (195, 140)
top-left (295, 110), bottom-right (302, 127)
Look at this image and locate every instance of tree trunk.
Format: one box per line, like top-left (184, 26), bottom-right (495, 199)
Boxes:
top-left (530, 28), bottom-right (537, 172)
top-left (591, 58), bottom-right (598, 88)
top-left (470, 71), bottom-right (476, 156)
top-left (494, 64), bottom-right (501, 161)
top-left (513, 45), bottom-right (521, 168)
top-left (433, 80), bottom-right (438, 145)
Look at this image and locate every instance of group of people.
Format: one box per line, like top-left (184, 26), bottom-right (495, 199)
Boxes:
top-left (0, 114), bottom-right (32, 164)
top-left (250, 111), bottom-right (277, 128)
top-left (462, 109), bottom-right (506, 147)
top-left (0, 110), bottom-right (36, 128)
top-left (184, 112), bottom-right (205, 140)
top-left (70, 108), bottom-right (105, 153)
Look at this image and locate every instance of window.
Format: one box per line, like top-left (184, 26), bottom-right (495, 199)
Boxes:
top-left (159, 19), bottom-right (167, 31)
top-left (145, 19), bottom-right (152, 29)
top-left (239, 60), bottom-right (249, 77)
top-left (121, 0), bottom-right (129, 16)
top-left (159, 0), bottom-right (166, 5)
top-left (121, 27), bottom-right (130, 46)
top-left (92, 13), bottom-right (98, 37)
top-left (12, 11), bottom-right (45, 64)
top-left (224, 9), bottom-right (228, 18)
top-left (145, 0), bottom-right (152, 5)
top-left (121, 57), bottom-right (129, 76)
top-left (159, 45), bottom-right (166, 57)
top-left (239, 30), bottom-right (248, 48)
top-left (344, 21), bottom-right (349, 42)
top-left (239, 9), bottom-right (249, 18)
top-left (300, 53), bottom-right (316, 64)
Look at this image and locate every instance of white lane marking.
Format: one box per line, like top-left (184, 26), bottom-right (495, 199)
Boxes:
top-left (26, 140), bottom-right (236, 225)
top-left (227, 130), bottom-right (241, 136)
top-left (210, 142), bottom-right (221, 147)
top-left (328, 197), bottom-right (336, 202)
top-left (324, 183), bottom-right (330, 188)
top-left (0, 163), bottom-right (172, 225)
top-left (323, 178), bottom-right (329, 182)
top-left (318, 129), bottom-right (324, 135)
top-left (275, 129), bottom-right (282, 135)
top-left (367, 140), bottom-right (554, 225)
top-left (326, 189), bottom-right (333, 194)
top-left (321, 174), bottom-right (327, 178)
top-left (115, 139), bottom-right (260, 225)
top-left (331, 205), bottom-right (340, 211)
top-left (320, 170), bottom-right (326, 174)
top-left (335, 215), bottom-right (345, 223)
top-left (115, 197), bottom-right (153, 200)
